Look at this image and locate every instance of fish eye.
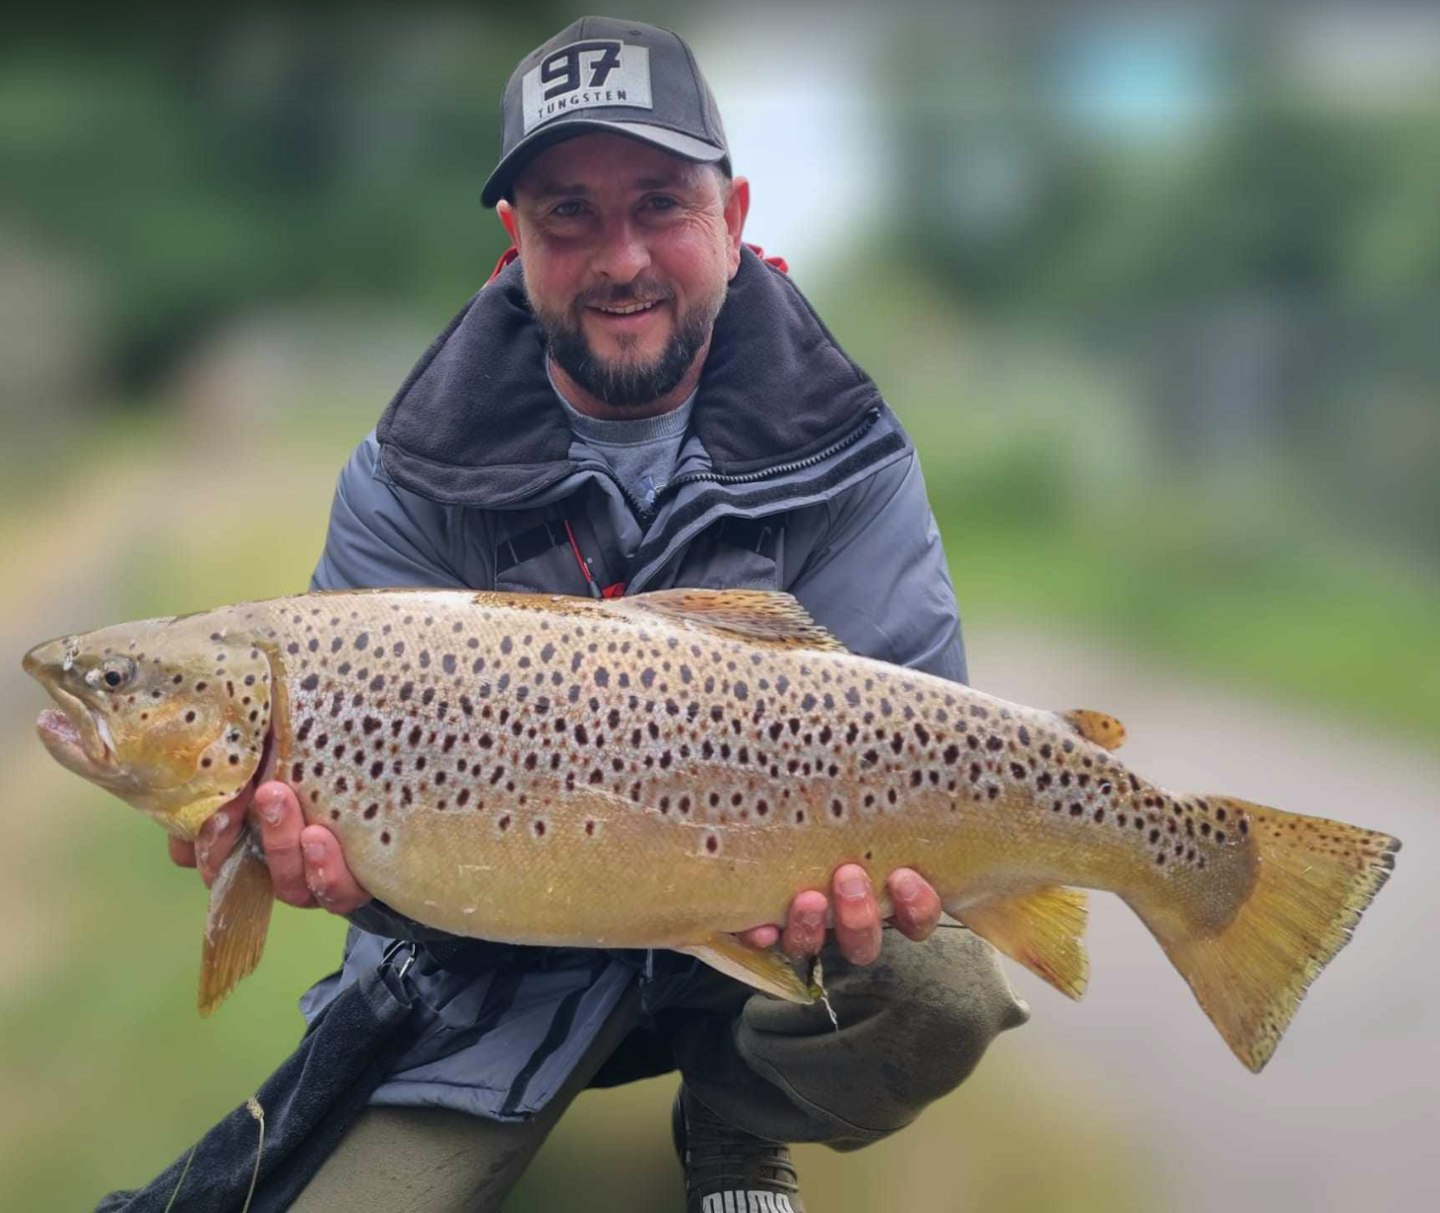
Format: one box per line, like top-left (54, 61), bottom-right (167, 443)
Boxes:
top-left (87, 657), bottom-right (137, 692)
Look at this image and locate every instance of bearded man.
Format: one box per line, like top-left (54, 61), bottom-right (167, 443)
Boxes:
top-left (171, 17), bottom-right (1029, 1213)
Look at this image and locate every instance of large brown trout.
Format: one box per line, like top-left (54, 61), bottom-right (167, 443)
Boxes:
top-left (24, 588), bottom-right (1398, 1071)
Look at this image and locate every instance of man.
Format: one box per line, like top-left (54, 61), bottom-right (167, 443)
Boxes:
top-left (177, 18), bottom-right (1028, 1212)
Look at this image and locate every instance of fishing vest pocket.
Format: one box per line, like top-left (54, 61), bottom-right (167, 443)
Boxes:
top-left (493, 516), bottom-right (626, 598)
top-left (665, 514), bottom-right (787, 591)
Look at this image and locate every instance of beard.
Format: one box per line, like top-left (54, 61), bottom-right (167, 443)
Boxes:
top-left (531, 277), bottom-right (725, 409)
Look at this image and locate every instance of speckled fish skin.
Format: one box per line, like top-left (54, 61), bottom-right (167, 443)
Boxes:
top-left (24, 588), bottom-right (1399, 1071)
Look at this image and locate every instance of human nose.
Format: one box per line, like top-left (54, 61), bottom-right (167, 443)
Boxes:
top-left (590, 215), bottom-right (650, 283)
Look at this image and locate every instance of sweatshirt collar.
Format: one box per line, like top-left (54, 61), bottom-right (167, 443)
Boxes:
top-left (377, 245), bottom-right (884, 507)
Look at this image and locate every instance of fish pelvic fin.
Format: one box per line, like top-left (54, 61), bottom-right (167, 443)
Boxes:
top-left (951, 887), bottom-right (1090, 1000)
top-left (677, 934), bottom-right (816, 1004)
top-left (199, 826), bottom-right (275, 1016)
top-left (1135, 796), bottom-right (1399, 1073)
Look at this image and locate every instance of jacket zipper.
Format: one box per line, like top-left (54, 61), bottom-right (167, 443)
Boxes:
top-left (641, 406), bottom-right (882, 522)
top-left (568, 406), bottom-right (885, 591)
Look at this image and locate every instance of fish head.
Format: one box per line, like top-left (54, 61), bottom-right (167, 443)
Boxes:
top-left (23, 616), bottom-right (274, 838)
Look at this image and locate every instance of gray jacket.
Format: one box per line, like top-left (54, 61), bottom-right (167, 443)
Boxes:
top-left (298, 248), bottom-right (967, 1120)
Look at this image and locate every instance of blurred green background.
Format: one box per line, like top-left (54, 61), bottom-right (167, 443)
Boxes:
top-left (2, 2), bottom-right (1436, 1210)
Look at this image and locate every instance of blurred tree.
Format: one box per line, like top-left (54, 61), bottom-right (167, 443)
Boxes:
top-left (0, 3), bottom-right (569, 392)
top-left (886, 11), bottom-right (1440, 555)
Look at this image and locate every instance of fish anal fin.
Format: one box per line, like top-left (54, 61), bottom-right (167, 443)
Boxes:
top-left (613, 590), bottom-right (848, 652)
top-left (953, 887), bottom-right (1090, 1000)
top-left (199, 827), bottom-right (275, 1016)
top-left (677, 934), bottom-right (816, 1003)
top-left (1062, 709), bottom-right (1127, 751)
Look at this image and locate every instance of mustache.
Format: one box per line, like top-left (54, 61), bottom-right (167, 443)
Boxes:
top-left (575, 280), bottom-right (672, 309)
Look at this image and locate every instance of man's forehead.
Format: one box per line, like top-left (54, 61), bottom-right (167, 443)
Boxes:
top-left (516, 134), bottom-right (713, 197)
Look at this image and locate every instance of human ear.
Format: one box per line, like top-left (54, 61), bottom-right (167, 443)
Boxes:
top-left (724, 177), bottom-right (750, 279)
top-left (497, 199), bottom-right (523, 251)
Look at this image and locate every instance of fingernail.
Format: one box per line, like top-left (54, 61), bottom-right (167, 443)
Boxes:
top-left (838, 876), bottom-right (868, 900)
top-left (891, 871), bottom-right (920, 901)
top-left (302, 839), bottom-right (324, 865)
top-left (308, 869), bottom-right (329, 901)
top-left (257, 793), bottom-right (283, 827)
top-left (798, 909), bottom-right (824, 929)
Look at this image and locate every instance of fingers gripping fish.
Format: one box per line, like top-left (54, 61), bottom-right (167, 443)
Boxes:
top-left (23, 589), bottom-right (1399, 1073)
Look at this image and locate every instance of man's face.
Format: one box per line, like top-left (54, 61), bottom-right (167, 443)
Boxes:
top-left (498, 133), bottom-right (748, 409)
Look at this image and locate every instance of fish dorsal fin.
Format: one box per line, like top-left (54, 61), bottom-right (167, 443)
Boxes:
top-left (1062, 709), bottom-right (1127, 751)
top-left (613, 590), bottom-right (848, 652)
top-left (951, 886), bottom-right (1090, 1000)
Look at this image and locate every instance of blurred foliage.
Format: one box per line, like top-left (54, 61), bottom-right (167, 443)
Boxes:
top-left (886, 12), bottom-right (1440, 560)
top-left (0, 3), bottom-right (559, 382)
top-left (810, 252), bottom-right (1440, 740)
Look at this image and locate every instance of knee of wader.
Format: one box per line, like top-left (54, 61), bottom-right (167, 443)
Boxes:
top-left (736, 928), bottom-right (1029, 1147)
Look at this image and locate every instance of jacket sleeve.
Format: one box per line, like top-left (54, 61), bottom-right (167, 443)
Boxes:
top-left (310, 433), bottom-right (491, 940)
top-left (789, 450), bottom-right (968, 684)
top-left (310, 433), bottom-right (487, 593)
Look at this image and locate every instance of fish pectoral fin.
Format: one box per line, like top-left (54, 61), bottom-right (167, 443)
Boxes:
top-left (611, 589), bottom-right (848, 653)
top-left (677, 934), bottom-right (816, 1004)
top-left (199, 826), bottom-right (275, 1017)
top-left (952, 886), bottom-right (1090, 1000)
top-left (1061, 709), bottom-right (1127, 751)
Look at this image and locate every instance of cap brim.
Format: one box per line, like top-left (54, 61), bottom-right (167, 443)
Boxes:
top-left (481, 120), bottom-right (728, 207)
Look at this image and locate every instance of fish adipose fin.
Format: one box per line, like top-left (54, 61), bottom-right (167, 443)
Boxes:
top-left (677, 933), bottom-right (816, 1003)
top-left (199, 826), bottom-right (275, 1016)
top-left (953, 886), bottom-right (1090, 999)
top-left (1061, 710), bottom-right (1127, 751)
top-left (1134, 796), bottom-right (1399, 1073)
top-left (613, 590), bottom-right (848, 652)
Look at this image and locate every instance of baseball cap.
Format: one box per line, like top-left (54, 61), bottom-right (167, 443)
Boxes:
top-left (481, 16), bottom-right (730, 208)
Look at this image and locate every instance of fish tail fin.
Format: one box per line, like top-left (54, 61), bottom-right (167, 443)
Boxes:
top-left (199, 826), bottom-right (275, 1016)
top-left (951, 886), bottom-right (1090, 1000)
top-left (1134, 796), bottom-right (1398, 1073)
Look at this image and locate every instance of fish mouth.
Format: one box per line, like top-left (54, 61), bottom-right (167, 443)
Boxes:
top-left (34, 692), bottom-right (116, 781)
top-left (24, 639), bottom-right (115, 776)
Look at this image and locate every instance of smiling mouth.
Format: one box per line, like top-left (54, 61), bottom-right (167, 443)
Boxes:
top-left (590, 299), bottom-right (663, 316)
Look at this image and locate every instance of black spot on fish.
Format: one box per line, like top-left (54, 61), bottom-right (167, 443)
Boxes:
top-left (300, 673), bottom-right (319, 692)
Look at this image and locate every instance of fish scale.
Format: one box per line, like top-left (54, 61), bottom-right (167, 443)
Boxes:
top-left (24, 587), bottom-right (1399, 1073)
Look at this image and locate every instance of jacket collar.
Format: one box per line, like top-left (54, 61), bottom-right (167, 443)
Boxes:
top-left (377, 245), bottom-right (884, 507)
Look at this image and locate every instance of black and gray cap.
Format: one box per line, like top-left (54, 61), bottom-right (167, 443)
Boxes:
top-left (481, 16), bottom-right (730, 208)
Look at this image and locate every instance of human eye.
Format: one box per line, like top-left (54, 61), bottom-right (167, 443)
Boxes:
top-left (550, 199), bottom-right (585, 219)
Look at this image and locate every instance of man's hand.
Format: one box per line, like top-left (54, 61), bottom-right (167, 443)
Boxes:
top-left (739, 865), bottom-right (943, 965)
top-left (167, 780), bottom-right (372, 915)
